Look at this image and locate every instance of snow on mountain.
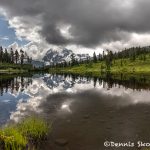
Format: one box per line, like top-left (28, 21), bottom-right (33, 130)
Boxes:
top-left (43, 48), bottom-right (89, 64)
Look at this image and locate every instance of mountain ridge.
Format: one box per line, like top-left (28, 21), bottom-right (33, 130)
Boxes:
top-left (43, 48), bottom-right (89, 64)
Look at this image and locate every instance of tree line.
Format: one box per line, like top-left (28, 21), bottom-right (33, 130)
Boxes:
top-left (0, 46), bottom-right (32, 65)
top-left (49, 46), bottom-right (150, 69)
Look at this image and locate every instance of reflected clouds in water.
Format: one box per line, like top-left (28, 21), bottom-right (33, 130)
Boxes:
top-left (0, 74), bottom-right (149, 124)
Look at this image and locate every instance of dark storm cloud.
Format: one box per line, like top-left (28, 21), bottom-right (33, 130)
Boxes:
top-left (1, 0), bottom-right (150, 47)
top-left (40, 23), bottom-right (70, 45)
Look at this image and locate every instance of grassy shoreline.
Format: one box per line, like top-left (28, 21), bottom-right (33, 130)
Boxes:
top-left (49, 58), bottom-right (150, 78)
top-left (0, 117), bottom-right (50, 150)
top-left (0, 63), bottom-right (33, 74)
top-left (0, 63), bottom-right (48, 74)
top-left (0, 69), bottom-right (29, 74)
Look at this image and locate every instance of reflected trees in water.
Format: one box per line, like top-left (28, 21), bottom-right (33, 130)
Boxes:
top-left (0, 76), bottom-right (32, 96)
top-left (0, 73), bottom-right (150, 97)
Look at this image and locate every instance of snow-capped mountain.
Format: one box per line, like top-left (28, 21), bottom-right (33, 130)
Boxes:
top-left (43, 48), bottom-right (89, 64)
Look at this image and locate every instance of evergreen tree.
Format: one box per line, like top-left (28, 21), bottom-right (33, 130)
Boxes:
top-left (71, 53), bottom-right (76, 66)
top-left (15, 50), bottom-right (19, 64)
top-left (103, 51), bottom-right (105, 59)
top-left (93, 52), bottom-right (97, 63)
top-left (105, 50), bottom-right (113, 70)
top-left (10, 48), bottom-right (14, 63)
top-left (0, 46), bottom-right (3, 63)
top-left (20, 49), bottom-right (24, 65)
top-left (3, 48), bottom-right (9, 63)
top-left (98, 53), bottom-right (102, 61)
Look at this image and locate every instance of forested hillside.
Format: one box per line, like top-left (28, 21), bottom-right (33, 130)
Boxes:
top-left (49, 46), bottom-right (150, 75)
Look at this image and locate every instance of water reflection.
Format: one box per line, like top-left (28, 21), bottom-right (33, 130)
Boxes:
top-left (39, 90), bottom-right (150, 150)
top-left (3, 74), bottom-right (149, 123)
top-left (0, 75), bottom-right (32, 96)
top-left (0, 75), bottom-right (32, 124)
top-left (1, 74), bottom-right (150, 97)
top-left (0, 74), bottom-right (150, 149)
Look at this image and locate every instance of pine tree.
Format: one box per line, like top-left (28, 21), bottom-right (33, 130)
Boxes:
top-left (71, 53), bottom-right (76, 66)
top-left (105, 50), bottom-right (113, 70)
top-left (15, 50), bottom-right (19, 64)
top-left (20, 49), bottom-right (24, 65)
top-left (4, 48), bottom-right (9, 63)
top-left (10, 48), bottom-right (14, 63)
top-left (98, 53), bottom-right (102, 61)
top-left (0, 46), bottom-right (3, 63)
top-left (103, 51), bottom-right (105, 60)
top-left (93, 52), bottom-right (97, 63)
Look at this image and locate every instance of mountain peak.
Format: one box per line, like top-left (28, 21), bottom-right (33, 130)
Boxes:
top-left (43, 48), bottom-right (89, 64)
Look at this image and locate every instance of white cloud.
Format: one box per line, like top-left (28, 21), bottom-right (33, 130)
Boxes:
top-left (0, 36), bottom-right (9, 41)
top-left (5, 15), bottom-right (50, 60)
top-left (58, 24), bottom-right (74, 40)
top-left (0, 7), bottom-right (7, 17)
top-left (1, 2), bottom-right (150, 60)
top-left (100, 32), bottom-right (150, 52)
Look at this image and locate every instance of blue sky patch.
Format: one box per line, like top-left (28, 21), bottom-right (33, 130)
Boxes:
top-left (0, 16), bottom-right (29, 47)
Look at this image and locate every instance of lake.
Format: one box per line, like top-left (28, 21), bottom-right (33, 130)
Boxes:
top-left (0, 73), bottom-right (150, 150)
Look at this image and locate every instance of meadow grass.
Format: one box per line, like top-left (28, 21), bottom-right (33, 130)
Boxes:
top-left (49, 55), bottom-right (150, 77)
top-left (0, 117), bottom-right (51, 150)
top-left (0, 63), bottom-right (33, 74)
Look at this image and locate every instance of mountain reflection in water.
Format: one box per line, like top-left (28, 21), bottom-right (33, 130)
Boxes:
top-left (0, 74), bottom-right (150, 149)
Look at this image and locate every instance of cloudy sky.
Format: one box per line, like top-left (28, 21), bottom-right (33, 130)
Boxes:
top-left (1, 0), bottom-right (150, 59)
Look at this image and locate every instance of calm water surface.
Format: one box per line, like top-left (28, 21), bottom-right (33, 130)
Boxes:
top-left (0, 74), bottom-right (150, 150)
